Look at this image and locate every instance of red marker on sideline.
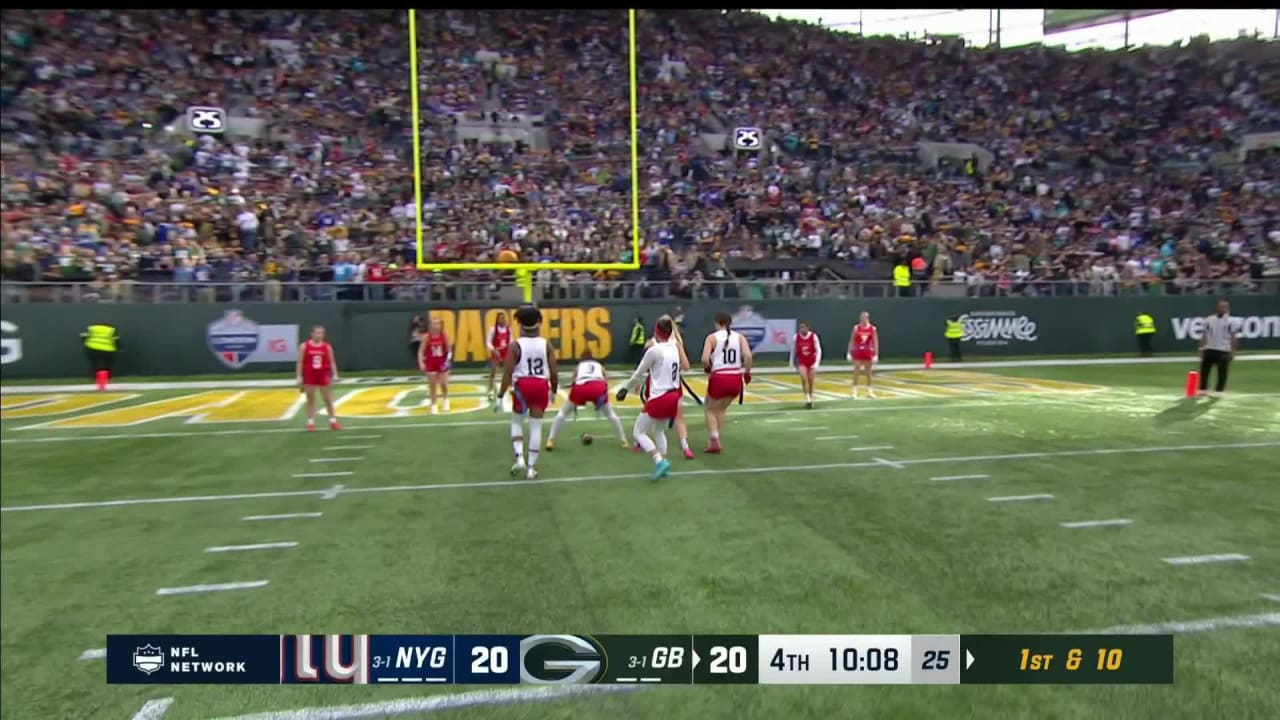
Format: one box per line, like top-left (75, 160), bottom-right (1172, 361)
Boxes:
top-left (1185, 371), bottom-right (1199, 398)
top-left (924, 351), bottom-right (934, 369)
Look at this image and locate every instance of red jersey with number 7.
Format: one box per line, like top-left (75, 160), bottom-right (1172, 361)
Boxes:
top-left (851, 324), bottom-right (876, 361)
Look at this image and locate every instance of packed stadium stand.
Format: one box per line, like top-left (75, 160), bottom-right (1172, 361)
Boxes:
top-left (2, 9), bottom-right (1277, 302)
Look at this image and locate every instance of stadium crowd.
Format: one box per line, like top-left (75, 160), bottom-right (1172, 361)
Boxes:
top-left (1, 9), bottom-right (1277, 301)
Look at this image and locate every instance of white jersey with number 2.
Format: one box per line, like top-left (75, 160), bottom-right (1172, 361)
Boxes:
top-left (574, 359), bottom-right (605, 384)
top-left (512, 337), bottom-right (550, 379)
top-left (709, 329), bottom-right (744, 374)
top-left (630, 340), bottom-right (682, 395)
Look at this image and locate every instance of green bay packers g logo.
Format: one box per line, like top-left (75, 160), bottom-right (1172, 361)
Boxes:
top-left (519, 635), bottom-right (604, 685)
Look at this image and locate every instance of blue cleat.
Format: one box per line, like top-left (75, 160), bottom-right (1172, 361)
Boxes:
top-left (651, 459), bottom-right (671, 482)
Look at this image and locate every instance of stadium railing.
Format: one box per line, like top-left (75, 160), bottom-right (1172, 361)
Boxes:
top-left (1, 279), bottom-right (1275, 304)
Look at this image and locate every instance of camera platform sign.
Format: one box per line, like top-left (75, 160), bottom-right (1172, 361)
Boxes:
top-left (187, 106), bottom-right (227, 134)
top-left (733, 126), bottom-right (762, 151)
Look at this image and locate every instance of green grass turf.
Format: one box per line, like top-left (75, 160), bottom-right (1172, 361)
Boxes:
top-left (1, 362), bottom-right (1278, 719)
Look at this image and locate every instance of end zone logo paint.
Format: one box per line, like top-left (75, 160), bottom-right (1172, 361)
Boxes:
top-left (206, 311), bottom-right (299, 369)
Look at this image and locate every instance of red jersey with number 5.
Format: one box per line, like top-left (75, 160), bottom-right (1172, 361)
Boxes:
top-left (301, 341), bottom-right (333, 386)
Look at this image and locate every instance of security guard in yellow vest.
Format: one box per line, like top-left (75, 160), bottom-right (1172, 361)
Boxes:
top-left (629, 316), bottom-right (646, 363)
top-left (893, 262), bottom-right (912, 297)
top-left (1135, 312), bottom-right (1156, 357)
top-left (945, 315), bottom-right (965, 362)
top-left (81, 324), bottom-right (119, 390)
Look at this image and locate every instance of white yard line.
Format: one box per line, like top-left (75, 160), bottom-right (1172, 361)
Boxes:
top-left (848, 445), bottom-right (895, 452)
top-left (873, 457), bottom-right (905, 470)
top-left (155, 581), bottom-right (268, 596)
top-left (207, 685), bottom-right (641, 720)
top-left (78, 647), bottom-right (106, 661)
top-left (204, 542), bottom-right (298, 554)
top-left (321, 484), bottom-right (344, 500)
top-left (1061, 519), bottom-right (1133, 529)
top-left (1083, 612), bottom-right (1280, 634)
top-left (9, 354), bottom-right (1279, 394)
top-left (931, 474), bottom-right (991, 482)
top-left (1162, 553), bottom-right (1250, 566)
top-left (292, 472), bottom-right (353, 479)
top-left (786, 425), bottom-right (829, 431)
top-left (242, 513), bottom-right (323, 521)
top-left (309, 457), bottom-right (363, 463)
top-left (1263, 594), bottom-right (1280, 603)
top-left (1, 400), bottom-right (1040, 443)
top-left (987, 494), bottom-right (1054, 503)
top-left (815, 435), bottom-right (859, 441)
top-left (763, 417), bottom-right (800, 424)
top-left (5, 441), bottom-right (1275, 514)
top-left (130, 698), bottom-right (175, 720)
top-left (323, 445), bottom-right (376, 451)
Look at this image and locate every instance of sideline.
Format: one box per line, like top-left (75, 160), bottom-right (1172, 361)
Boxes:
top-left (4, 441), bottom-right (1275, 514)
top-left (6, 354), bottom-right (1278, 395)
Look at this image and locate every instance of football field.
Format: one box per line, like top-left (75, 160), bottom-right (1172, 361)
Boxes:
top-left (2, 359), bottom-right (1278, 720)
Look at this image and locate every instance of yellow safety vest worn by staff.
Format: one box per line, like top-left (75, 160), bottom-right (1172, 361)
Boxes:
top-left (1135, 314), bottom-right (1155, 336)
top-left (893, 264), bottom-right (911, 288)
top-left (630, 322), bottom-right (646, 346)
top-left (945, 320), bottom-right (964, 340)
top-left (83, 325), bottom-right (118, 352)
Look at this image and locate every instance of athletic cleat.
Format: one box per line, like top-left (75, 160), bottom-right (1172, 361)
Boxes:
top-left (705, 440), bottom-right (722, 454)
top-left (443, 400), bottom-right (451, 411)
top-left (545, 439), bottom-right (556, 451)
top-left (329, 420), bottom-right (341, 431)
top-left (682, 447), bottom-right (696, 460)
top-left (431, 404), bottom-right (440, 415)
top-left (867, 388), bottom-right (878, 399)
top-left (526, 467), bottom-right (539, 481)
top-left (306, 422), bottom-right (316, 432)
top-left (510, 460), bottom-right (526, 477)
top-left (651, 459), bottom-right (671, 482)
top-left (620, 440), bottom-right (632, 449)
top-left (851, 388), bottom-right (860, 399)
top-left (633, 443), bottom-right (643, 453)
top-left (805, 400), bottom-right (814, 409)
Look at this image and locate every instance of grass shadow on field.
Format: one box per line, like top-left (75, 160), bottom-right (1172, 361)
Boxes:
top-left (1153, 396), bottom-right (1220, 425)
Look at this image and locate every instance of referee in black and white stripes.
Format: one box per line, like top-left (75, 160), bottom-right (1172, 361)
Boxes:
top-left (1197, 299), bottom-right (1238, 397)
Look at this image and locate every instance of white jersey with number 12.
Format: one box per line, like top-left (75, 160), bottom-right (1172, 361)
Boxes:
top-left (513, 337), bottom-right (550, 379)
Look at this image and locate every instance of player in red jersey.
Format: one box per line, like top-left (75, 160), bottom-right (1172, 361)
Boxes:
top-left (790, 321), bottom-right (823, 409)
top-left (485, 312), bottom-right (511, 400)
top-left (296, 325), bottom-right (341, 431)
top-left (497, 305), bottom-right (559, 480)
top-left (847, 311), bottom-right (879, 398)
top-left (418, 317), bottom-right (453, 414)
top-left (700, 311), bottom-right (752, 453)
top-left (545, 349), bottom-right (628, 449)
top-left (636, 315), bottom-right (696, 459)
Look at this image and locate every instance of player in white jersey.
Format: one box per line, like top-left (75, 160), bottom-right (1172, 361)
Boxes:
top-left (699, 311), bottom-right (753, 454)
top-left (545, 349), bottom-right (628, 449)
top-left (638, 318), bottom-right (696, 460)
top-left (617, 316), bottom-right (686, 481)
top-left (496, 305), bottom-right (558, 480)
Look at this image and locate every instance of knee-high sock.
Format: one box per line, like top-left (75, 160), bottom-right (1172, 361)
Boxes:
top-left (548, 403), bottom-right (572, 442)
top-left (633, 414), bottom-right (659, 458)
top-left (528, 418), bottom-right (543, 467)
top-left (605, 405), bottom-right (626, 442)
top-left (511, 417), bottom-right (524, 461)
top-left (655, 428), bottom-right (668, 457)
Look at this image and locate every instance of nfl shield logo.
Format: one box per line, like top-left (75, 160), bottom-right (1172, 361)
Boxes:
top-left (731, 306), bottom-right (767, 350)
top-left (133, 644), bottom-right (164, 675)
top-left (207, 310), bottom-right (260, 369)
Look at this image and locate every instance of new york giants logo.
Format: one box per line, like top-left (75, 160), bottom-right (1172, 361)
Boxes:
top-left (286, 634), bottom-right (370, 684)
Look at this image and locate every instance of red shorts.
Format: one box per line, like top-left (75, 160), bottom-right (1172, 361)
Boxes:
top-left (644, 388), bottom-right (683, 420)
top-left (512, 377), bottom-right (551, 414)
top-left (302, 369), bottom-right (331, 387)
top-left (424, 358), bottom-right (449, 374)
top-left (568, 380), bottom-right (608, 407)
top-left (707, 371), bottom-right (743, 400)
top-left (797, 358), bottom-right (817, 369)
top-left (852, 350), bottom-right (874, 362)
top-left (491, 347), bottom-right (509, 364)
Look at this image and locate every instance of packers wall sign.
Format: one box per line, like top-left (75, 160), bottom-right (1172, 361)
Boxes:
top-left (426, 307), bottom-right (612, 363)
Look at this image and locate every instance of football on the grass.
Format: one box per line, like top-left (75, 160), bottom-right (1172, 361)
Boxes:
top-left (581, 433), bottom-right (593, 445)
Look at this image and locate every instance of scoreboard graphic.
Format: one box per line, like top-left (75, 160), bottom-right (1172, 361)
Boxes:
top-left (106, 634), bottom-right (1175, 685)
